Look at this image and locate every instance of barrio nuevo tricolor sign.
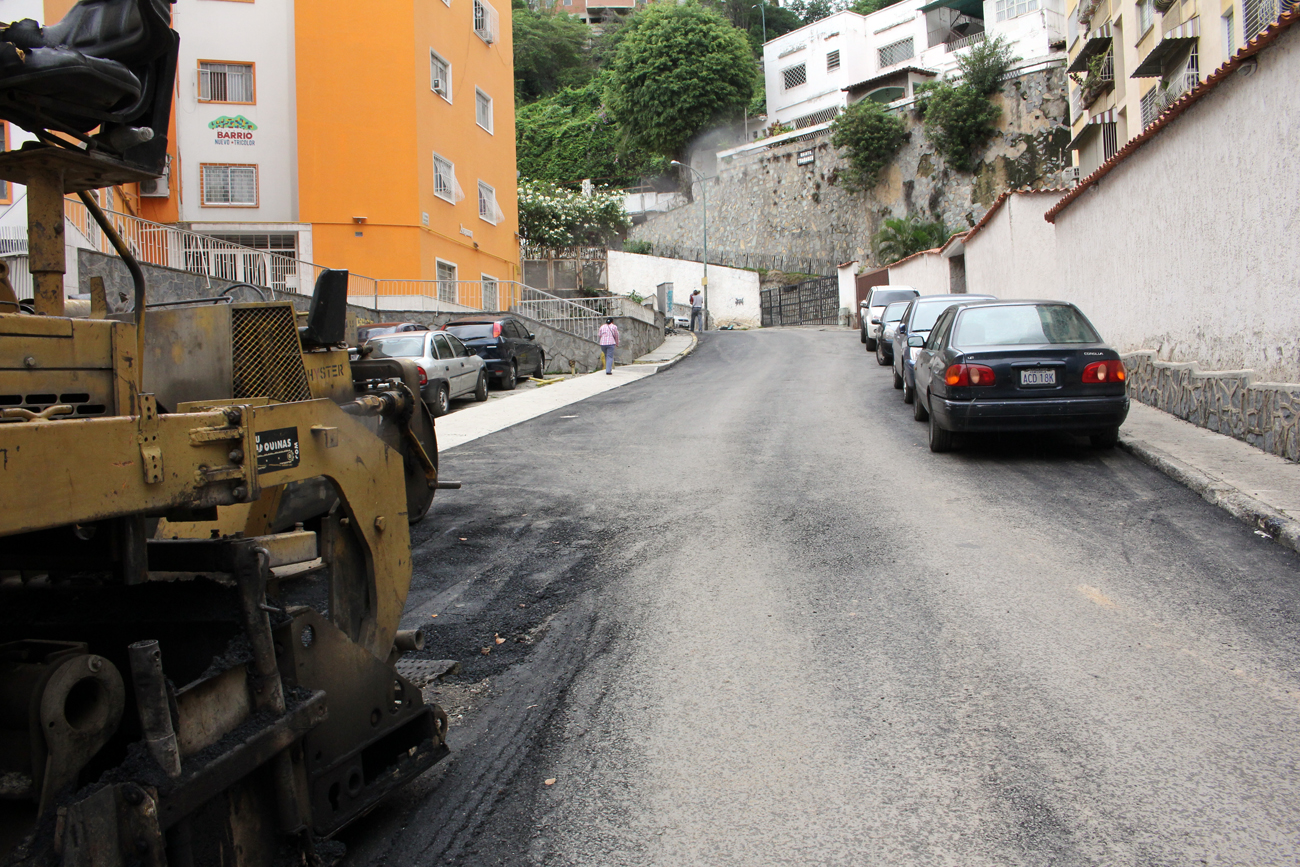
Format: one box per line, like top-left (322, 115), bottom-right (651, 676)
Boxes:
top-left (209, 115), bottom-right (257, 146)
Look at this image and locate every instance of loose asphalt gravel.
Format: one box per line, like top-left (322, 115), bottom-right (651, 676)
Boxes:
top-left (339, 327), bottom-right (1300, 867)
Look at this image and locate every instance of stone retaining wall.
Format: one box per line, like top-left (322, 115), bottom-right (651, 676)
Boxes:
top-left (1125, 351), bottom-right (1300, 462)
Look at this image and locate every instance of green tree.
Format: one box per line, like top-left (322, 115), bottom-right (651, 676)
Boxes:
top-left (872, 216), bottom-right (950, 263)
top-left (512, 0), bottom-right (593, 103)
top-left (515, 81), bottom-right (667, 186)
top-left (517, 179), bottom-right (631, 247)
top-left (849, 0), bottom-right (905, 15)
top-left (605, 2), bottom-right (756, 160)
top-left (915, 36), bottom-right (1017, 172)
top-left (785, 0), bottom-right (839, 24)
top-left (955, 33), bottom-right (1017, 95)
top-left (830, 99), bottom-right (907, 190)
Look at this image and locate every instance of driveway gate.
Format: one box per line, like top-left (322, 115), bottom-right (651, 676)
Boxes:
top-left (760, 277), bottom-right (840, 327)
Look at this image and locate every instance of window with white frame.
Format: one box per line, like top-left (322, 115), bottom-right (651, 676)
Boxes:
top-left (481, 274), bottom-right (499, 310)
top-left (478, 181), bottom-right (503, 224)
top-left (430, 51), bottom-right (451, 101)
top-left (826, 49), bottom-right (841, 70)
top-left (475, 88), bottom-right (493, 133)
top-left (1222, 9), bottom-right (1235, 53)
top-left (433, 153), bottom-right (462, 203)
top-left (782, 63), bottom-right (807, 90)
top-left (1137, 0), bottom-right (1153, 35)
top-left (877, 37), bottom-right (915, 67)
top-left (473, 0), bottom-right (498, 43)
top-left (201, 164), bottom-right (257, 206)
top-left (199, 61), bottom-right (254, 103)
top-left (436, 261), bottom-right (458, 303)
top-left (994, 0), bottom-right (1038, 21)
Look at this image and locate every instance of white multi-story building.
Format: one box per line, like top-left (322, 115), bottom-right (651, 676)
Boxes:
top-left (763, 0), bottom-right (1067, 129)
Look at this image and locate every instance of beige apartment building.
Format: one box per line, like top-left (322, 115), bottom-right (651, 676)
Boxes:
top-left (1065, 0), bottom-right (1289, 173)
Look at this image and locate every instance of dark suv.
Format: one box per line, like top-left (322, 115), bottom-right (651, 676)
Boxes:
top-left (441, 317), bottom-right (544, 390)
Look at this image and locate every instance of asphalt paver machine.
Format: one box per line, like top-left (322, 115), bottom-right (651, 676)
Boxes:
top-left (0, 2), bottom-right (451, 864)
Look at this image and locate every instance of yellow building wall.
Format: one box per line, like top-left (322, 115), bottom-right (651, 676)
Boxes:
top-left (296, 0), bottom-right (519, 291)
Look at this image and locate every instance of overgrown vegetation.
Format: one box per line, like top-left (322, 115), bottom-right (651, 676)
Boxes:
top-left (830, 99), bottom-right (908, 190)
top-left (515, 81), bottom-right (667, 187)
top-left (604, 2), bottom-right (756, 161)
top-left (917, 35), bottom-right (1018, 172)
top-left (512, 0), bottom-right (593, 102)
top-left (517, 179), bottom-right (630, 247)
top-left (623, 239), bottom-right (654, 255)
top-left (872, 216), bottom-right (950, 263)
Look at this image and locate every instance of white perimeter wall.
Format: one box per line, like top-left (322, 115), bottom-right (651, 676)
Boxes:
top-left (607, 250), bottom-right (761, 327)
top-left (1050, 27), bottom-right (1300, 383)
top-left (965, 192), bottom-right (1059, 300)
top-left (888, 250), bottom-right (949, 294)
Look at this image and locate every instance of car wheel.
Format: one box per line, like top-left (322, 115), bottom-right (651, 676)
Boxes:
top-left (473, 370), bottom-right (488, 402)
top-left (1091, 427), bottom-right (1119, 449)
top-left (913, 389), bottom-right (929, 422)
top-left (430, 383), bottom-right (450, 417)
top-left (893, 367), bottom-right (903, 390)
top-left (860, 328), bottom-right (866, 344)
top-left (902, 380), bottom-right (914, 404)
top-left (928, 413), bottom-right (954, 453)
top-left (865, 337), bottom-right (877, 352)
top-left (875, 341), bottom-right (890, 366)
top-left (500, 361), bottom-right (518, 391)
top-left (535, 351), bottom-right (545, 378)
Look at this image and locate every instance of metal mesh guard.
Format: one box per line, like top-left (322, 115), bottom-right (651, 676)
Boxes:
top-left (231, 305), bottom-right (312, 402)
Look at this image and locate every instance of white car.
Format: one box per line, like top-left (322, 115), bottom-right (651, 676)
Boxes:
top-left (860, 286), bottom-right (919, 351)
top-left (364, 331), bottom-right (488, 416)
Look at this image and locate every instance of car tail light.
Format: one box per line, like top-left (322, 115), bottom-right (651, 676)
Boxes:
top-left (493, 322), bottom-right (502, 338)
top-left (416, 365), bottom-right (427, 386)
top-left (945, 363), bottom-right (996, 386)
top-left (1082, 359), bottom-right (1126, 383)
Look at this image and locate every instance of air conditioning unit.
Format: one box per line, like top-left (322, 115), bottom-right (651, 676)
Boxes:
top-left (140, 166), bottom-right (170, 197)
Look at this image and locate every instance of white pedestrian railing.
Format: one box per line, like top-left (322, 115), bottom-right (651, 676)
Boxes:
top-left (945, 30), bottom-right (986, 52)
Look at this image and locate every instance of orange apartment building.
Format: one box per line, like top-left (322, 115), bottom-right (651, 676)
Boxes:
top-left (23, 0), bottom-right (520, 304)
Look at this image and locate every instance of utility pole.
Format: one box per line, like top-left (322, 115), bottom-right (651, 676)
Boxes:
top-left (670, 160), bottom-right (707, 330)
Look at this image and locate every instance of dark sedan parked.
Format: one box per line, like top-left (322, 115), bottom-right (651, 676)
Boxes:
top-left (910, 300), bottom-right (1130, 452)
top-left (441, 317), bottom-right (544, 390)
top-left (892, 294), bottom-right (997, 401)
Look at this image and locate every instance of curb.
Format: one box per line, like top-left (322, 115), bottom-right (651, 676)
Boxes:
top-left (632, 331), bottom-right (698, 374)
top-left (1118, 436), bottom-right (1300, 555)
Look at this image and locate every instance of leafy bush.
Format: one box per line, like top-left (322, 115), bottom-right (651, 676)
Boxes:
top-left (872, 216), bottom-right (950, 264)
top-left (623, 239), bottom-right (654, 255)
top-left (830, 99), bottom-right (907, 190)
top-left (517, 179), bottom-right (630, 247)
top-left (919, 81), bottom-right (1001, 172)
top-left (605, 2), bottom-right (755, 160)
top-left (515, 82), bottom-right (667, 187)
top-left (955, 34), bottom-right (1017, 96)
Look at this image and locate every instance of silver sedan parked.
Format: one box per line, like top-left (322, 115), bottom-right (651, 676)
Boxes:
top-left (364, 331), bottom-right (488, 416)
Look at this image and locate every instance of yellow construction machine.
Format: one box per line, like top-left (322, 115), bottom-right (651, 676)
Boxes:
top-left (0, 2), bottom-right (452, 865)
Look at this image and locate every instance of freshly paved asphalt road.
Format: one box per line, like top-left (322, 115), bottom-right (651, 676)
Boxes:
top-left (342, 328), bottom-right (1300, 867)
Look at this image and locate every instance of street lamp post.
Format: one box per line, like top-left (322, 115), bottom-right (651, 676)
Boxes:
top-left (670, 160), bottom-right (707, 331)
top-left (753, 2), bottom-right (767, 45)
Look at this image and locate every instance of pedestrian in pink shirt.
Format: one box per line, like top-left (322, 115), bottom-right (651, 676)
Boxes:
top-left (598, 317), bottom-right (619, 375)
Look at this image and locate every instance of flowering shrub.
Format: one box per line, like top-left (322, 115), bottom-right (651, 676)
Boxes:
top-left (517, 179), bottom-right (630, 247)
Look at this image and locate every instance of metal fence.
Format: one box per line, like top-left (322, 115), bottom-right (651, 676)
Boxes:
top-left (760, 277), bottom-right (840, 327)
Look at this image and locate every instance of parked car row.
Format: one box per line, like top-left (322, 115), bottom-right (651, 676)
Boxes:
top-left (874, 294), bottom-right (1130, 453)
top-left (353, 316), bottom-right (546, 416)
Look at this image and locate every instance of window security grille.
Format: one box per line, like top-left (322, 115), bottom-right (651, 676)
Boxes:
top-left (199, 62), bottom-right (254, 102)
top-left (202, 165), bottom-right (257, 206)
top-left (1101, 122), bottom-right (1118, 160)
top-left (434, 154), bottom-right (463, 203)
top-left (783, 63), bottom-right (807, 89)
top-left (994, 0), bottom-right (1039, 21)
top-left (482, 275), bottom-right (499, 310)
top-left (1243, 0), bottom-right (1281, 40)
top-left (437, 261), bottom-right (458, 303)
top-left (877, 37), bottom-right (915, 68)
top-left (431, 52), bottom-right (451, 99)
top-left (474, 0), bottom-right (499, 42)
top-left (793, 106), bottom-right (842, 128)
top-left (1139, 86), bottom-right (1163, 127)
top-left (1137, 0), bottom-right (1154, 34)
top-left (826, 49), bottom-right (841, 70)
top-left (478, 182), bottom-right (504, 224)
top-left (1222, 10), bottom-right (1234, 52)
top-left (475, 89), bottom-right (493, 132)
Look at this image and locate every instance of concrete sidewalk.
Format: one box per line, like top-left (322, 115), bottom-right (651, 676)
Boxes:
top-left (433, 331), bottom-right (697, 451)
top-left (1120, 402), bottom-right (1300, 554)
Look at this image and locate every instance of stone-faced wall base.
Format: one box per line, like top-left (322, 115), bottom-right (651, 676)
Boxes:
top-left (1124, 351), bottom-right (1300, 462)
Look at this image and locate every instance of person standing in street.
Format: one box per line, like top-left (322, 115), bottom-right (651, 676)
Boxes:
top-left (689, 289), bottom-right (704, 332)
top-left (598, 316), bottom-right (619, 375)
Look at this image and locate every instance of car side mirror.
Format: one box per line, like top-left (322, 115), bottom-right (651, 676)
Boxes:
top-left (529, 333), bottom-right (536, 340)
top-left (908, 336), bottom-right (925, 348)
top-left (870, 318), bottom-right (881, 325)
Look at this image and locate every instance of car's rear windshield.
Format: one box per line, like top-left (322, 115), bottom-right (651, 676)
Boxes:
top-left (443, 324), bottom-right (495, 340)
top-left (883, 301), bottom-right (909, 322)
top-left (870, 289), bottom-right (917, 307)
top-left (367, 336), bottom-right (425, 358)
top-left (954, 305), bottom-right (1100, 346)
